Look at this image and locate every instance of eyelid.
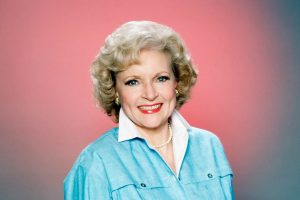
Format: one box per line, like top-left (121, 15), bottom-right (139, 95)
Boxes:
top-left (160, 75), bottom-right (170, 79)
top-left (157, 75), bottom-right (170, 81)
top-left (124, 79), bottom-right (138, 86)
top-left (122, 73), bottom-right (171, 85)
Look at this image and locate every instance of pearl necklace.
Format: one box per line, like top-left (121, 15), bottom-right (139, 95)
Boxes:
top-left (151, 124), bottom-right (173, 149)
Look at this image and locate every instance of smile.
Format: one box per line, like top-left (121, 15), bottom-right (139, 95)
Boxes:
top-left (138, 103), bottom-right (162, 114)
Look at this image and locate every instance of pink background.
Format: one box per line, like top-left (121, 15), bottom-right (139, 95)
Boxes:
top-left (1, 0), bottom-right (299, 199)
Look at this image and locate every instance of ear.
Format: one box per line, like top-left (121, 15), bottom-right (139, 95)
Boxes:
top-left (174, 81), bottom-right (178, 89)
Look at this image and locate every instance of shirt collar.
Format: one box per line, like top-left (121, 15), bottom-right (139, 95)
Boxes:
top-left (118, 107), bottom-right (191, 142)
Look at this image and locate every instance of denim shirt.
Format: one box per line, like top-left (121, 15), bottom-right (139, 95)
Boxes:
top-left (64, 114), bottom-right (234, 199)
top-left (117, 109), bottom-right (191, 177)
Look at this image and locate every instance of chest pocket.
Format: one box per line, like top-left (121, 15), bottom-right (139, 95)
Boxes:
top-left (110, 175), bottom-right (172, 200)
top-left (180, 168), bottom-right (233, 200)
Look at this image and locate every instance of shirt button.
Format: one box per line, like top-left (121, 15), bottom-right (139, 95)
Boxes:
top-left (207, 173), bottom-right (213, 178)
top-left (140, 183), bottom-right (147, 187)
top-left (178, 177), bottom-right (181, 181)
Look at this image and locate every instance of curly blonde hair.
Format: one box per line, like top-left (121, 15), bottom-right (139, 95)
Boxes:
top-left (91, 21), bottom-right (197, 122)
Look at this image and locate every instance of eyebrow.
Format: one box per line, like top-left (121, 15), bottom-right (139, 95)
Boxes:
top-left (122, 71), bottom-right (171, 80)
top-left (122, 75), bottom-right (140, 81)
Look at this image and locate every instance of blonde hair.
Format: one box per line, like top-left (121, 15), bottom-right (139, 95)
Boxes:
top-left (91, 21), bottom-right (197, 122)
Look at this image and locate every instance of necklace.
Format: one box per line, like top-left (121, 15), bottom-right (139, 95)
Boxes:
top-left (151, 124), bottom-right (173, 149)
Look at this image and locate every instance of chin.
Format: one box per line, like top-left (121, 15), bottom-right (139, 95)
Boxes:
top-left (130, 108), bottom-right (172, 129)
top-left (138, 117), bottom-right (169, 129)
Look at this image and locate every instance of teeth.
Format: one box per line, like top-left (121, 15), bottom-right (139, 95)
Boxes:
top-left (139, 104), bottom-right (161, 110)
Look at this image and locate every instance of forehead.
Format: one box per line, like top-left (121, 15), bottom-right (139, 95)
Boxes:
top-left (119, 50), bottom-right (172, 76)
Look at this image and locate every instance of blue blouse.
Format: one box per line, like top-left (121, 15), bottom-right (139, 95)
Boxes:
top-left (64, 126), bottom-right (234, 199)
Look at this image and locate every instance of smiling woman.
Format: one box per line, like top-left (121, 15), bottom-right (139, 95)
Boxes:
top-left (116, 50), bottom-right (177, 131)
top-left (64, 21), bottom-right (234, 199)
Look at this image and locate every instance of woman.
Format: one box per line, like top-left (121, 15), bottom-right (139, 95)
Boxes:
top-left (64, 21), bottom-right (234, 199)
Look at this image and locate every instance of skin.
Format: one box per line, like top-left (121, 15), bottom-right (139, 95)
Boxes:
top-left (116, 49), bottom-right (177, 173)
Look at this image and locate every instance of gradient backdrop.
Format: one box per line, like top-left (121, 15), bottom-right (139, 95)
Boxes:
top-left (1, 0), bottom-right (299, 199)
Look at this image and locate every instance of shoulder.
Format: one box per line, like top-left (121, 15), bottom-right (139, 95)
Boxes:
top-left (84, 127), bottom-right (119, 152)
top-left (64, 127), bottom-right (119, 182)
top-left (76, 127), bottom-right (119, 164)
top-left (187, 127), bottom-right (231, 173)
top-left (188, 126), bottom-right (223, 147)
top-left (64, 130), bottom-right (116, 199)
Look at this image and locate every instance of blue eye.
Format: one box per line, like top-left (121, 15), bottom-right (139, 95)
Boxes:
top-left (125, 79), bottom-right (138, 86)
top-left (157, 76), bottom-right (170, 82)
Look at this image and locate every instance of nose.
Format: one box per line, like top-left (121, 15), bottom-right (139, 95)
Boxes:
top-left (142, 82), bottom-right (158, 101)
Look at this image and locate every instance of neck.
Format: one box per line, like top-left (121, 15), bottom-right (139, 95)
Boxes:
top-left (136, 122), bottom-right (170, 147)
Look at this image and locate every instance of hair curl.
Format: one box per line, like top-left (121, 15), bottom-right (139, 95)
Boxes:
top-left (91, 21), bottom-right (197, 122)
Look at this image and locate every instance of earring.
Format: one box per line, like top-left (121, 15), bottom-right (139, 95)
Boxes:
top-left (175, 89), bottom-right (179, 97)
top-left (115, 97), bottom-right (120, 106)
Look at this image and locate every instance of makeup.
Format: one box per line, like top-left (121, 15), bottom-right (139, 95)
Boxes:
top-left (138, 103), bottom-right (162, 114)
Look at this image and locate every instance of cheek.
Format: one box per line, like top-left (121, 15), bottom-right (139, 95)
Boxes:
top-left (119, 90), bottom-right (138, 106)
top-left (116, 83), bottom-right (134, 106)
top-left (160, 88), bottom-right (176, 102)
top-left (161, 83), bottom-right (176, 99)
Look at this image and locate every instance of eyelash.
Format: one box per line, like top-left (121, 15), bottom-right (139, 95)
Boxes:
top-left (125, 79), bottom-right (138, 86)
top-left (124, 76), bottom-right (170, 86)
top-left (157, 76), bottom-right (170, 82)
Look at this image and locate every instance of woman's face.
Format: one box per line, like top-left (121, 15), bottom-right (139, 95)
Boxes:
top-left (116, 50), bottom-right (177, 130)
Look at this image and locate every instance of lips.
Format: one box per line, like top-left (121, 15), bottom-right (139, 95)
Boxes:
top-left (138, 103), bottom-right (162, 114)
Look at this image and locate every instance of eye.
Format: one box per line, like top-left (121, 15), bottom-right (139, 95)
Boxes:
top-left (125, 79), bottom-right (139, 86)
top-left (157, 76), bottom-right (170, 82)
